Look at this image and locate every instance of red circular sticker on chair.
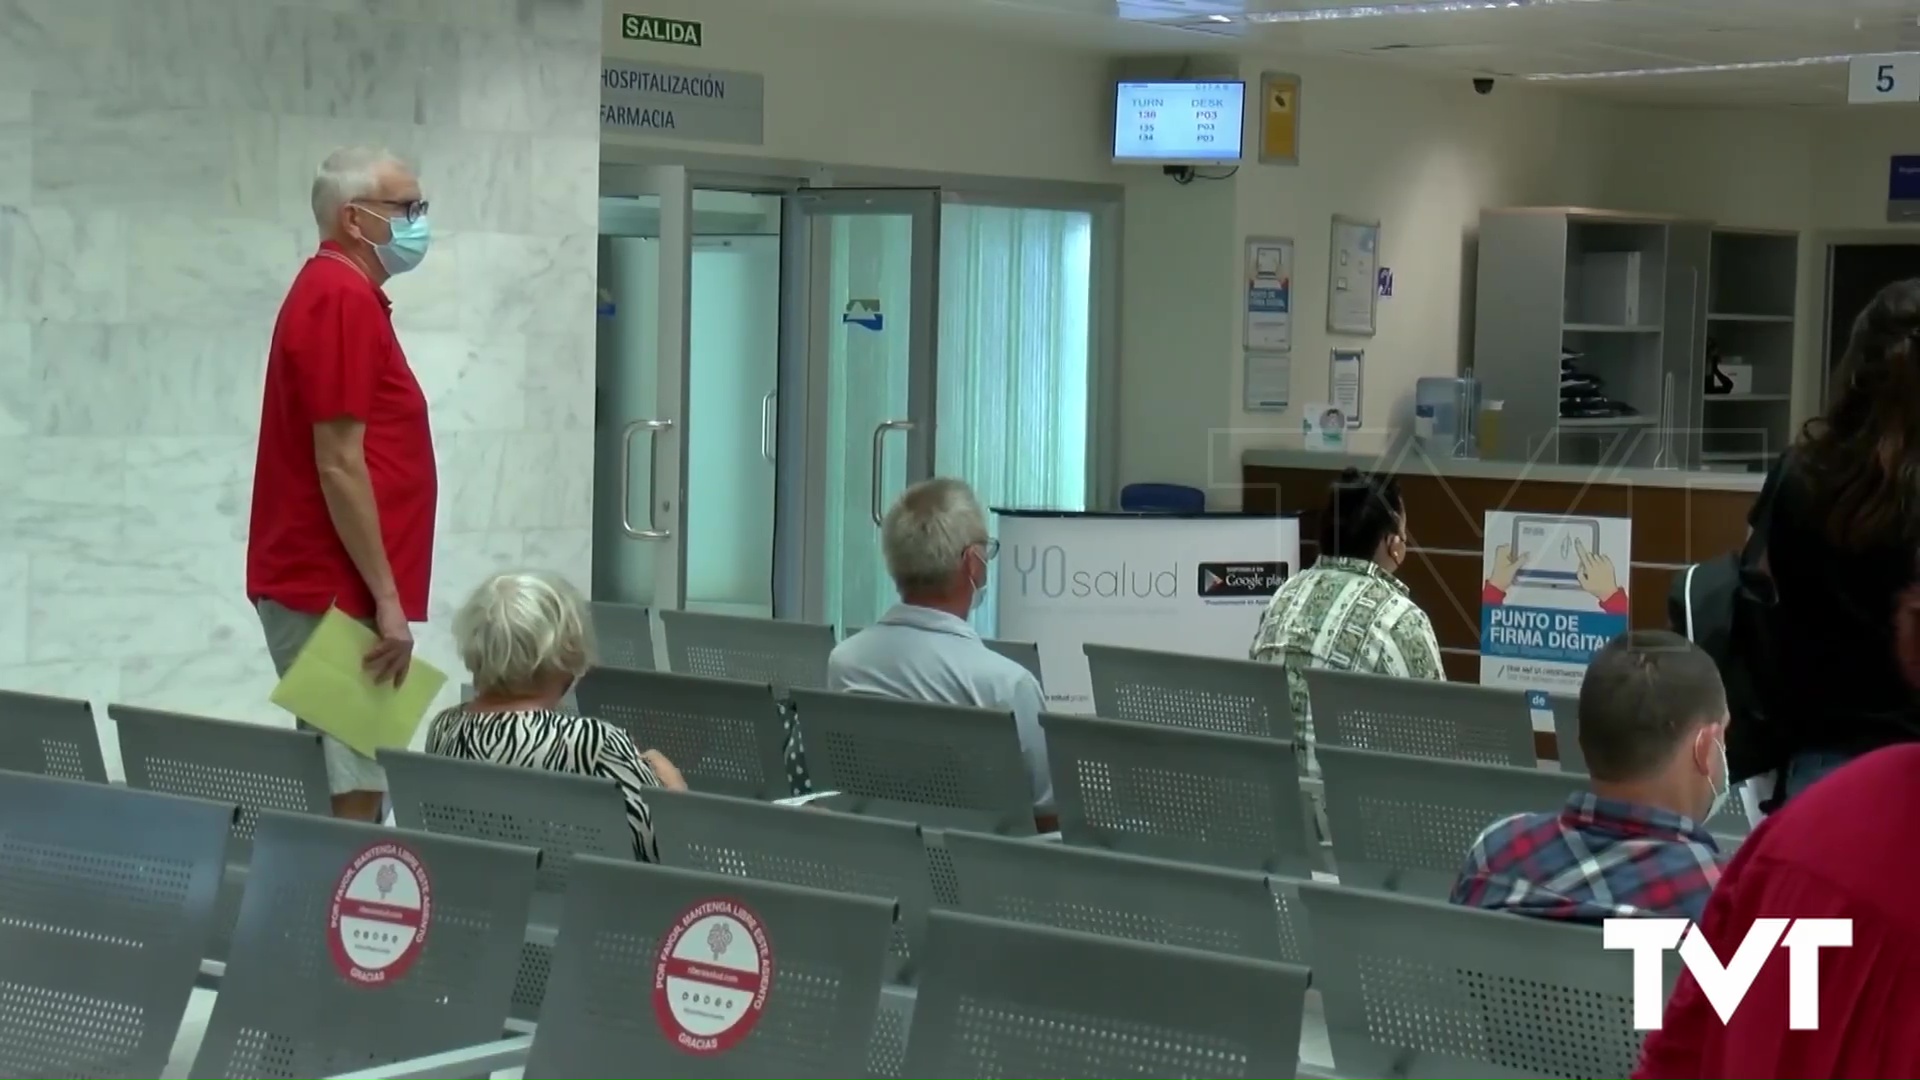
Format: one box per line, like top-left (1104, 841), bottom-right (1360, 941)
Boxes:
top-left (652, 898), bottom-right (773, 1054)
top-left (327, 841), bottom-right (432, 986)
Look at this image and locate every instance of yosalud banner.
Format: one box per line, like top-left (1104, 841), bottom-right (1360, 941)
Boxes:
top-left (995, 511), bottom-right (1301, 713)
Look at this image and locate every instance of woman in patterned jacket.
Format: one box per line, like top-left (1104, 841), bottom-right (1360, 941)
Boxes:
top-left (426, 570), bottom-right (686, 861)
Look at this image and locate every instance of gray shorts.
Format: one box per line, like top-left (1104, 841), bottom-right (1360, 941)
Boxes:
top-left (257, 598), bottom-right (387, 796)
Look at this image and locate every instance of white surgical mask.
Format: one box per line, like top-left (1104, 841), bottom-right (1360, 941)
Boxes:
top-left (1703, 737), bottom-right (1731, 822)
top-left (354, 205), bottom-right (431, 276)
top-left (967, 553), bottom-right (987, 612)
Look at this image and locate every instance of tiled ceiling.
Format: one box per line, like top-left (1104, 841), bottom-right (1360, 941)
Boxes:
top-left (801, 0), bottom-right (1920, 106)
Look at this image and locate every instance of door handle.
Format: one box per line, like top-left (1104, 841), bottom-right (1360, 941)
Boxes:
top-left (870, 419), bottom-right (916, 525)
top-left (760, 391), bottom-right (777, 465)
top-left (620, 418), bottom-right (675, 539)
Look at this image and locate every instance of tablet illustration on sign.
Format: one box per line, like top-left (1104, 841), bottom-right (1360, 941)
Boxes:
top-left (1480, 511), bottom-right (1632, 695)
top-left (1490, 515), bottom-right (1625, 610)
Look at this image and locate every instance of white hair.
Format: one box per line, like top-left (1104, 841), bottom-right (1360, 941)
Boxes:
top-left (882, 477), bottom-right (988, 593)
top-left (452, 571), bottom-right (596, 695)
top-left (311, 146), bottom-right (411, 232)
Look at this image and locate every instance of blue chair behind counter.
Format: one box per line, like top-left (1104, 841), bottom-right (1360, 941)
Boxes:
top-left (1119, 483), bottom-right (1206, 514)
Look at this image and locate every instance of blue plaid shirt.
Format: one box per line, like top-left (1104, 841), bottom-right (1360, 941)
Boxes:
top-left (1450, 792), bottom-right (1725, 923)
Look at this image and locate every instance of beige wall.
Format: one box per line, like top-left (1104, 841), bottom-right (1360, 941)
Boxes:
top-left (1118, 55), bottom-right (1621, 501)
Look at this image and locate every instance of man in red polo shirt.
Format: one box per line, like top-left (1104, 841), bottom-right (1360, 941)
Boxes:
top-left (247, 147), bottom-right (438, 822)
top-left (1633, 574), bottom-right (1920, 1077)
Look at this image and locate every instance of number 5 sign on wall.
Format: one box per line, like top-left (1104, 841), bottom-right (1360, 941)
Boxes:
top-left (1849, 54), bottom-right (1920, 104)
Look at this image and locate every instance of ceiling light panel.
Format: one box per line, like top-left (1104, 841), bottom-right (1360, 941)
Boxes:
top-left (1239, 0), bottom-right (1610, 24)
top-left (1115, 0), bottom-right (1246, 14)
top-left (1523, 50), bottom-right (1914, 81)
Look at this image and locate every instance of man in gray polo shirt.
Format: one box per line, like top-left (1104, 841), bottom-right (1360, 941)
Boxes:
top-left (828, 477), bottom-right (1051, 812)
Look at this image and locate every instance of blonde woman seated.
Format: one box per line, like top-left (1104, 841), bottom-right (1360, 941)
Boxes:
top-left (426, 571), bottom-right (686, 862)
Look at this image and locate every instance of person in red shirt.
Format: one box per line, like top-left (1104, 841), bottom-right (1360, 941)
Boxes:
top-left (247, 147), bottom-right (438, 822)
top-left (1634, 577), bottom-right (1920, 1078)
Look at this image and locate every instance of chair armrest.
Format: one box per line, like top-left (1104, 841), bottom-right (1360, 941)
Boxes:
top-left (323, 1036), bottom-right (534, 1080)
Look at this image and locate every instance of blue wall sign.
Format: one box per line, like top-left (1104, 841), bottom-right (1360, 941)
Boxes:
top-left (1890, 155), bottom-right (1920, 221)
top-left (842, 298), bottom-right (883, 331)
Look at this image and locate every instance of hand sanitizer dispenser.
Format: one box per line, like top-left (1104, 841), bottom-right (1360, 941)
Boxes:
top-left (1414, 376), bottom-right (1482, 458)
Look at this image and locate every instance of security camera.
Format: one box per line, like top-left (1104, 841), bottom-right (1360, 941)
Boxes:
top-left (1473, 77), bottom-right (1495, 95)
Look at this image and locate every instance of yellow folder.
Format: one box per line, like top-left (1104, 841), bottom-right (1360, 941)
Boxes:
top-left (268, 608), bottom-right (448, 757)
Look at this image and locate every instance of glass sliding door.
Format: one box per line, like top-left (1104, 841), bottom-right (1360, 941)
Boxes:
top-left (683, 192), bottom-right (782, 618)
top-left (591, 167), bottom-right (690, 612)
top-left (594, 177), bottom-right (789, 624)
top-left (782, 190), bottom-right (940, 632)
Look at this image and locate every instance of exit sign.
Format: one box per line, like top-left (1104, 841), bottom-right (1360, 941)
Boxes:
top-left (622, 14), bottom-right (702, 47)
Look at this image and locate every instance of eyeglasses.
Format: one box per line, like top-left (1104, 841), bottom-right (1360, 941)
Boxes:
top-left (359, 198), bottom-right (430, 224)
top-left (975, 538), bottom-right (1001, 561)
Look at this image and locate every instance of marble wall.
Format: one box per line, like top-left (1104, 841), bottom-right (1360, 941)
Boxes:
top-left (0, 0), bottom-right (604, 769)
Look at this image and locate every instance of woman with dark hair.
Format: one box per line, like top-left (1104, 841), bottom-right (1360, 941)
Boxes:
top-left (1249, 468), bottom-right (1443, 779)
top-left (1760, 278), bottom-right (1920, 800)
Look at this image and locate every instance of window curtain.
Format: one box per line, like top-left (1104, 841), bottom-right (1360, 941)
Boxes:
top-left (937, 203), bottom-right (1095, 635)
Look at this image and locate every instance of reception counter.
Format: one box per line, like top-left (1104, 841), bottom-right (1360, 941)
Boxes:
top-left (1240, 446), bottom-right (1763, 760)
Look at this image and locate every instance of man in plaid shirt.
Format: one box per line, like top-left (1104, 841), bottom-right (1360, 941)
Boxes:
top-left (1451, 630), bottom-right (1729, 923)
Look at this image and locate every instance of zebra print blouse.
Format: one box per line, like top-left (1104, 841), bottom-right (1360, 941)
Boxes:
top-left (424, 705), bottom-right (663, 863)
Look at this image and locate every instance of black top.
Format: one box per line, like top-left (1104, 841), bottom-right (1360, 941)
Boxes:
top-left (1760, 457), bottom-right (1920, 756)
top-left (991, 508), bottom-right (1301, 520)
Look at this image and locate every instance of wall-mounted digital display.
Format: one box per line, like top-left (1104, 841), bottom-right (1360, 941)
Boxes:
top-left (1112, 81), bottom-right (1246, 165)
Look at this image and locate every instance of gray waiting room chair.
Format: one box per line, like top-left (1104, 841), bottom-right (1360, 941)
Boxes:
top-left (1316, 744), bottom-right (1586, 896)
top-left (0, 687), bottom-right (109, 783)
top-left (525, 859), bottom-right (897, 1078)
top-left (111, 705), bottom-right (333, 844)
top-left (1304, 668), bottom-right (1538, 766)
top-left (380, 748), bottom-right (634, 1022)
top-left (661, 609), bottom-right (836, 691)
top-left (1703, 797), bottom-right (1755, 838)
top-left (590, 600), bottom-right (657, 671)
top-left (1547, 692), bottom-right (1585, 771)
top-left (904, 910), bottom-right (1310, 1078)
top-left (0, 771), bottom-right (237, 1078)
top-left (1042, 712), bottom-right (1314, 877)
top-left (841, 628), bottom-right (1045, 688)
top-left (1084, 642), bottom-right (1294, 738)
top-left (110, 704), bottom-right (332, 964)
top-left (574, 667), bottom-right (792, 799)
top-left (984, 637), bottom-right (1045, 686)
top-left (191, 812), bottom-right (540, 1078)
top-left (1299, 882), bottom-right (1658, 1079)
top-left (788, 688), bottom-right (1037, 835)
top-left (647, 787), bottom-right (937, 985)
top-left (942, 830), bottom-right (1310, 967)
